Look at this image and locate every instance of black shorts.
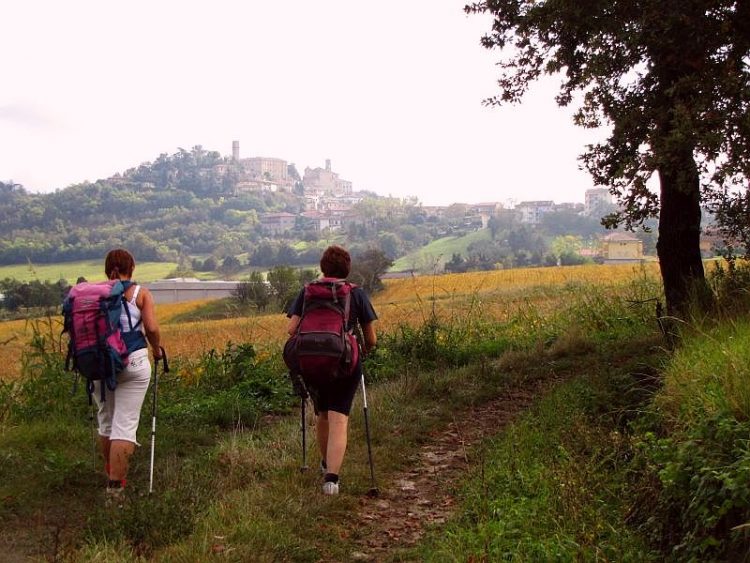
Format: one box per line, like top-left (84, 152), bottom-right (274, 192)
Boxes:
top-left (308, 362), bottom-right (362, 416)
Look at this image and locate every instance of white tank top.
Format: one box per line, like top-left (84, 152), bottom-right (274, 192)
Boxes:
top-left (121, 285), bottom-right (143, 332)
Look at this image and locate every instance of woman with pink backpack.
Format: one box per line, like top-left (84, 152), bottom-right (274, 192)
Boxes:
top-left (96, 248), bottom-right (163, 503)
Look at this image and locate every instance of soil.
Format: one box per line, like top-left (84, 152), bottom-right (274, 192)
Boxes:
top-left (340, 375), bottom-right (561, 561)
top-left (0, 371), bottom-right (564, 562)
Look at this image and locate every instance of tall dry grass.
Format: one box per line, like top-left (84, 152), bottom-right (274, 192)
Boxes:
top-left (0, 263), bottom-right (661, 381)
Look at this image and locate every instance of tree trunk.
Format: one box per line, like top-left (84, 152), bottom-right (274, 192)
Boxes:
top-left (656, 145), bottom-right (707, 317)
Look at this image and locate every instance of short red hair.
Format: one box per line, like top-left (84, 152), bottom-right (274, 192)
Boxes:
top-left (105, 248), bottom-right (135, 280)
top-left (320, 245), bottom-right (351, 278)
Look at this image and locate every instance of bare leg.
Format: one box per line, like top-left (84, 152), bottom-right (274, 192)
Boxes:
top-left (109, 440), bottom-right (136, 482)
top-left (325, 411), bottom-right (349, 475)
top-left (316, 412), bottom-right (329, 464)
top-left (100, 436), bottom-right (111, 472)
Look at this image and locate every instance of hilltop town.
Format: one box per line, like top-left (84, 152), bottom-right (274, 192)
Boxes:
top-left (0, 142), bottom-right (724, 274)
top-left (106, 140), bottom-right (622, 242)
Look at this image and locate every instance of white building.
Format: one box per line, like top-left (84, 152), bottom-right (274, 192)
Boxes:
top-left (585, 188), bottom-right (614, 216)
top-left (515, 200), bottom-right (555, 225)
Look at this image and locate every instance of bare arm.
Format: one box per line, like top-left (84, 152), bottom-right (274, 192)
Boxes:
top-left (137, 287), bottom-right (162, 359)
top-left (361, 321), bottom-right (377, 355)
top-left (287, 314), bottom-right (301, 336)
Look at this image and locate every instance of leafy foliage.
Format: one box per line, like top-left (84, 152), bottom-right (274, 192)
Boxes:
top-left (0, 278), bottom-right (69, 312)
top-left (267, 265), bottom-right (301, 311)
top-left (349, 248), bottom-right (393, 293)
top-left (234, 271), bottom-right (271, 312)
top-left (466, 0), bottom-right (750, 313)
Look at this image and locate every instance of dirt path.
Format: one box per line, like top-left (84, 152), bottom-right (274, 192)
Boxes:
top-left (341, 375), bottom-right (560, 561)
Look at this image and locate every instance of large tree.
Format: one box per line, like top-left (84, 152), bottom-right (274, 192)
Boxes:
top-left (466, 0), bottom-right (750, 315)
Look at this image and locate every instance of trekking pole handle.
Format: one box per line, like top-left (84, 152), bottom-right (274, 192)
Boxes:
top-left (355, 326), bottom-right (367, 357)
top-left (157, 346), bottom-right (169, 373)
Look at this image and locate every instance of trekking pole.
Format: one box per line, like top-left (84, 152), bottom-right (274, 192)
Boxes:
top-left (91, 403), bottom-right (98, 474)
top-left (301, 394), bottom-right (309, 472)
top-left (289, 371), bottom-right (309, 472)
top-left (149, 347), bottom-right (169, 494)
top-left (355, 334), bottom-right (379, 498)
top-left (360, 371), bottom-right (379, 498)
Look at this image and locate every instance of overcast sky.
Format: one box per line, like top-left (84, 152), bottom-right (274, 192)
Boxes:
top-left (1, 1), bottom-right (608, 206)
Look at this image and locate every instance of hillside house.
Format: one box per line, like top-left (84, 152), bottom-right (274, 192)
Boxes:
top-left (260, 212), bottom-right (297, 234)
top-left (301, 211), bottom-right (344, 232)
top-left (236, 179), bottom-right (277, 193)
top-left (601, 232), bottom-right (643, 262)
top-left (240, 156), bottom-right (289, 183)
top-left (516, 200), bottom-right (555, 225)
top-left (471, 202), bottom-right (502, 216)
top-left (303, 160), bottom-right (353, 197)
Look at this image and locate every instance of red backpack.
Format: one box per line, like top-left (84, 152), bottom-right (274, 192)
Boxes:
top-left (283, 279), bottom-right (359, 386)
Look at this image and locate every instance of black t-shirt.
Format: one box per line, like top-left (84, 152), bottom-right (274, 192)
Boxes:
top-left (287, 283), bottom-right (378, 333)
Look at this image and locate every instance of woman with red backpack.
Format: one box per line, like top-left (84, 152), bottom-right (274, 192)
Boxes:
top-left (286, 245), bottom-right (378, 495)
top-left (96, 248), bottom-right (163, 503)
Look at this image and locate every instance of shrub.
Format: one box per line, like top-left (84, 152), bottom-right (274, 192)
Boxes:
top-left (157, 342), bottom-right (294, 428)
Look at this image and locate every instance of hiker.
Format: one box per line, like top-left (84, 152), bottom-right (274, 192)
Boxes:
top-left (286, 245), bottom-right (378, 495)
top-left (96, 248), bottom-right (162, 500)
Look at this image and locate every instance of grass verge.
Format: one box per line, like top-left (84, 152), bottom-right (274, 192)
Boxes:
top-left (0, 274), bottom-right (668, 560)
top-left (411, 335), bottom-right (664, 562)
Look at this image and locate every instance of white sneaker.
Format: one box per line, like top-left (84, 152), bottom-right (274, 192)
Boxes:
top-left (105, 486), bottom-right (126, 508)
top-left (322, 481), bottom-right (339, 495)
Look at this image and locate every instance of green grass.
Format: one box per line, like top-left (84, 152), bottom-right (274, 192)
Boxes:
top-left (412, 337), bottom-right (663, 562)
top-left (658, 318), bottom-right (750, 423)
top-left (0, 260), bottom-right (178, 284)
top-left (10, 270), bottom-right (750, 560)
top-left (165, 297), bottom-right (260, 323)
top-left (391, 229), bottom-right (492, 272)
top-left (1, 276), bottom-right (671, 561)
top-left (623, 317), bottom-right (750, 560)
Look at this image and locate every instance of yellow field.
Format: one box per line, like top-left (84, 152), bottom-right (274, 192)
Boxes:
top-left (0, 263), bottom-right (661, 381)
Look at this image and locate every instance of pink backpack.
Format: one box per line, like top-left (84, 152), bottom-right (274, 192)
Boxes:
top-left (62, 280), bottom-right (142, 402)
top-left (283, 279), bottom-right (359, 386)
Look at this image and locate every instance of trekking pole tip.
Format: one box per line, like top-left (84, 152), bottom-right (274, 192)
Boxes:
top-left (300, 465), bottom-right (309, 473)
top-left (366, 487), bottom-right (380, 498)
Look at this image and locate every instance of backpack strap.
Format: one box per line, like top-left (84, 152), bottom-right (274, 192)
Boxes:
top-left (128, 284), bottom-right (141, 304)
top-left (342, 283), bottom-right (352, 332)
top-left (121, 284), bottom-right (143, 331)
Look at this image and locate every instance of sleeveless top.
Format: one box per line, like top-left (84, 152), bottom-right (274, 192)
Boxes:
top-left (121, 284), bottom-right (142, 332)
top-left (120, 284), bottom-right (147, 352)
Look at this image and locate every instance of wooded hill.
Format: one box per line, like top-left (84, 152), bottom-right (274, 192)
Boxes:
top-left (0, 155), bottom-right (301, 266)
top-left (0, 146), bottom-right (618, 271)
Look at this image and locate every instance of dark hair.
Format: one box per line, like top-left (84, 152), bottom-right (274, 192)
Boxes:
top-left (105, 248), bottom-right (136, 280)
top-left (320, 245), bottom-right (351, 279)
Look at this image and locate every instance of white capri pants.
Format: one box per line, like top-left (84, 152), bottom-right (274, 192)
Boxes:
top-left (93, 348), bottom-right (152, 445)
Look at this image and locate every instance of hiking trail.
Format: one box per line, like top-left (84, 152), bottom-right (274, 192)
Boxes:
top-left (336, 375), bottom-right (560, 561)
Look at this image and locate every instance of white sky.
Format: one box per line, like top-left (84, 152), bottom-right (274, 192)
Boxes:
top-left (1, 1), bottom-right (607, 206)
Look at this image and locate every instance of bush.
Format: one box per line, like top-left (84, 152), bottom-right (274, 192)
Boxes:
top-left (628, 315), bottom-right (750, 559)
top-left (2, 318), bottom-right (85, 423)
top-left (632, 414), bottom-right (750, 559)
top-left (158, 342), bottom-right (294, 428)
top-left (708, 259), bottom-right (750, 314)
top-left (350, 248), bottom-right (393, 294)
top-left (234, 272), bottom-right (271, 312)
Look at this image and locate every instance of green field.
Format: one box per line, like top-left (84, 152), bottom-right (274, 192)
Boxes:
top-left (0, 260), bottom-right (178, 284)
top-left (391, 228), bottom-right (492, 272)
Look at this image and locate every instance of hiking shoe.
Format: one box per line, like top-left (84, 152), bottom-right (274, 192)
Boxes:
top-left (105, 486), bottom-right (126, 508)
top-left (322, 481), bottom-right (339, 495)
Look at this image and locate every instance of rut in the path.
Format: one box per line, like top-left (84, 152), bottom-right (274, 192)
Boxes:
top-left (339, 375), bottom-right (561, 561)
